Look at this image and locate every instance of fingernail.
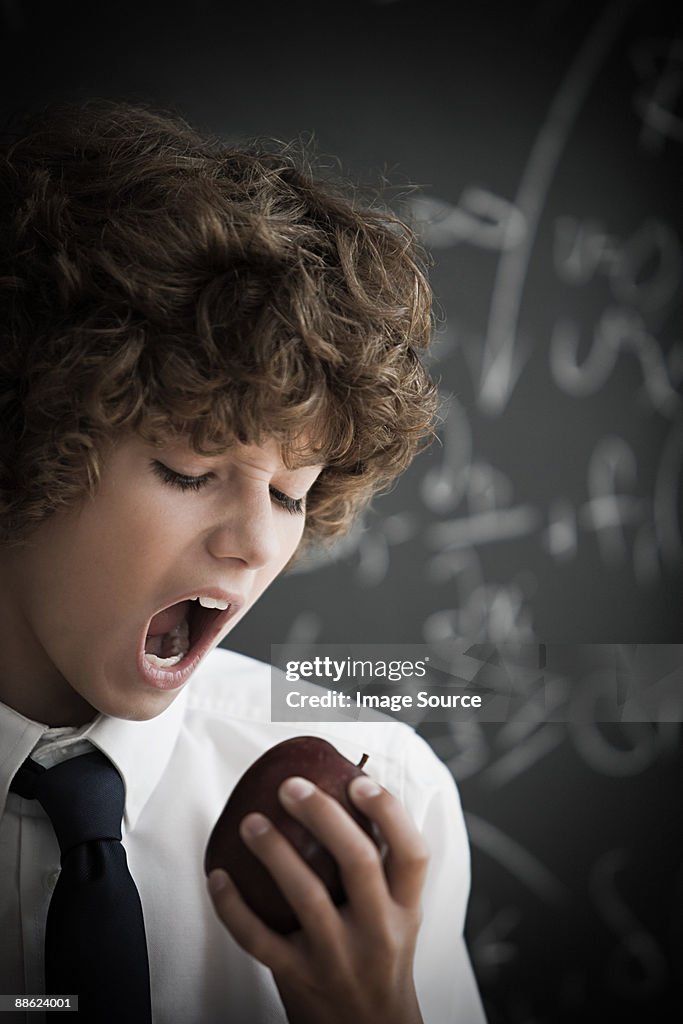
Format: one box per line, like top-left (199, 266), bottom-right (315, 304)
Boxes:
top-left (208, 869), bottom-right (229, 895)
top-left (241, 812), bottom-right (270, 838)
top-left (281, 776), bottom-right (315, 801)
top-left (350, 776), bottom-right (381, 799)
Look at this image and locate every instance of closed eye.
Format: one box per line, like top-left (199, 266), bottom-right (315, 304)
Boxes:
top-left (151, 460), bottom-right (305, 514)
top-left (151, 460), bottom-right (213, 492)
top-left (270, 488), bottom-right (305, 515)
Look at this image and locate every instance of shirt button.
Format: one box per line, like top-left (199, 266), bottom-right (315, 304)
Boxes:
top-left (46, 869), bottom-right (60, 892)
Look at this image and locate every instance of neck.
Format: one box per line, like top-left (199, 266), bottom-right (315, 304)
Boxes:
top-left (0, 672), bottom-right (97, 728)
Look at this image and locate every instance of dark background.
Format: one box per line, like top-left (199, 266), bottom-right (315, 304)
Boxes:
top-left (2, 1), bottom-right (681, 1020)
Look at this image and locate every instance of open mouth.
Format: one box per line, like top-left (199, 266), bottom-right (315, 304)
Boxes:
top-left (142, 594), bottom-right (239, 674)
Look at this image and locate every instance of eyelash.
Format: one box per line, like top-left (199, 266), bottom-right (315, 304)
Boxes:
top-left (150, 460), bottom-right (305, 515)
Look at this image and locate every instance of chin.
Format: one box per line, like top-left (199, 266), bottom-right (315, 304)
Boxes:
top-left (85, 675), bottom-right (182, 723)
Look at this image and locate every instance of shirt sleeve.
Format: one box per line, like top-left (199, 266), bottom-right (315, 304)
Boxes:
top-left (399, 731), bottom-right (487, 1024)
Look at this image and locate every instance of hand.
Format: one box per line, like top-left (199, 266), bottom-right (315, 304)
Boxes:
top-left (207, 773), bottom-right (429, 1024)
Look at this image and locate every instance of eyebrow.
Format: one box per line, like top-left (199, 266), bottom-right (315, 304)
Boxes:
top-left (154, 438), bottom-right (326, 473)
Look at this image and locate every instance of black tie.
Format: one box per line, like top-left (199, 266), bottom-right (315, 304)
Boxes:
top-left (10, 750), bottom-right (152, 1023)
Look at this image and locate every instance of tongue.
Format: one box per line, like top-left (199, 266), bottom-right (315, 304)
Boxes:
top-left (147, 600), bottom-right (192, 637)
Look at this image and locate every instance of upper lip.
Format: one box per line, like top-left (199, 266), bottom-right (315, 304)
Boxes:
top-left (147, 588), bottom-right (245, 628)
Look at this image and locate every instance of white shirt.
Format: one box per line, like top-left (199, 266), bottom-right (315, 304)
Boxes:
top-left (0, 647), bottom-right (486, 1024)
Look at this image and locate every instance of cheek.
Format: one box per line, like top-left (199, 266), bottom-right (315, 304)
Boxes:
top-left (279, 514), bottom-right (307, 561)
top-left (86, 486), bottom-right (198, 571)
top-left (252, 516), bottom-right (305, 590)
top-left (32, 497), bottom-right (185, 627)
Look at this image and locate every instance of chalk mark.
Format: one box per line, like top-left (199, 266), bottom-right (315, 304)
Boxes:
top-left (480, 0), bottom-right (640, 415)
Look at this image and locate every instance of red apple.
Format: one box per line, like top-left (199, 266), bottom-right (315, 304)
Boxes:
top-left (204, 735), bottom-right (381, 933)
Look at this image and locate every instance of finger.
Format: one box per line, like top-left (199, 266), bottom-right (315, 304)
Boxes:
top-left (347, 776), bottom-right (430, 908)
top-left (277, 776), bottom-right (391, 924)
top-left (239, 812), bottom-right (344, 950)
top-left (207, 867), bottom-right (296, 973)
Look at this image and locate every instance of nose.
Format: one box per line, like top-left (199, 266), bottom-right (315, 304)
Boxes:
top-left (205, 487), bottom-right (281, 569)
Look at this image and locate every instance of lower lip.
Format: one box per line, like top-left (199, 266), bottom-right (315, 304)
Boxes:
top-left (138, 606), bottom-right (237, 691)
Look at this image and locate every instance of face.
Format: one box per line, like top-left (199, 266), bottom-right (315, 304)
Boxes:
top-left (0, 434), bottom-right (323, 726)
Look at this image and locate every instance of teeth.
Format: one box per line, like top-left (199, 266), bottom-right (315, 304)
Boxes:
top-left (196, 596), bottom-right (229, 610)
top-left (145, 653), bottom-right (184, 667)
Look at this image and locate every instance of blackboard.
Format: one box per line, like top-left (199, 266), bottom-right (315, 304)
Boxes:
top-left (1, 1), bottom-right (681, 1020)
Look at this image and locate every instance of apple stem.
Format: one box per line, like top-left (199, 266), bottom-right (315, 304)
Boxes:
top-left (358, 753), bottom-right (369, 769)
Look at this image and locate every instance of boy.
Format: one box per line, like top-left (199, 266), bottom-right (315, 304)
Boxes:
top-left (0, 100), bottom-right (486, 1023)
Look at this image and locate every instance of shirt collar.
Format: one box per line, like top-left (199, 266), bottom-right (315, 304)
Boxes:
top-left (0, 704), bottom-right (46, 818)
top-left (0, 688), bottom-right (188, 831)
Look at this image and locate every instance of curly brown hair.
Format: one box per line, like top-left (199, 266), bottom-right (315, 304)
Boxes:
top-left (0, 99), bottom-right (436, 545)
